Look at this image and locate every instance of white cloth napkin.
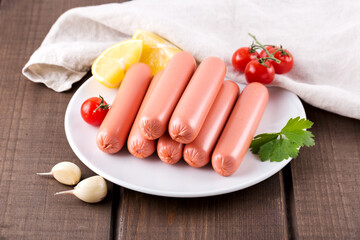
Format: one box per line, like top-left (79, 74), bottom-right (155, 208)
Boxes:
top-left (22, 0), bottom-right (360, 119)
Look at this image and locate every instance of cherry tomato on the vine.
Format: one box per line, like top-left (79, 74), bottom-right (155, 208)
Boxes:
top-left (232, 47), bottom-right (260, 72)
top-left (81, 96), bottom-right (110, 126)
top-left (245, 60), bottom-right (275, 84)
top-left (260, 46), bottom-right (294, 74)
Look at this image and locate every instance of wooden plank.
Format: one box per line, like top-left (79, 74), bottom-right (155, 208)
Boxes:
top-left (0, 0), bottom-right (122, 239)
top-left (115, 173), bottom-right (289, 240)
top-left (290, 103), bottom-right (360, 239)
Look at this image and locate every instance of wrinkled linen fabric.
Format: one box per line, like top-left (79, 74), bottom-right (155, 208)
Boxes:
top-left (23, 0), bottom-right (360, 119)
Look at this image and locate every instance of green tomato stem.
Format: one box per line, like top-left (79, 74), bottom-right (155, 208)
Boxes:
top-left (248, 33), bottom-right (281, 64)
top-left (93, 95), bottom-right (110, 113)
top-left (256, 57), bottom-right (270, 68)
top-left (249, 41), bottom-right (257, 53)
top-left (279, 45), bottom-right (292, 57)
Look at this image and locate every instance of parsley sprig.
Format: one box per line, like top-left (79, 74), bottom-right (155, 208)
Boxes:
top-left (250, 117), bottom-right (315, 162)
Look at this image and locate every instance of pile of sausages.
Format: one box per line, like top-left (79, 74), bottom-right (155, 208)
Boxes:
top-left (96, 52), bottom-right (269, 176)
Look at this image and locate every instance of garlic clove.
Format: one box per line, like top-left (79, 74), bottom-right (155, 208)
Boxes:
top-left (37, 161), bottom-right (81, 185)
top-left (52, 162), bottom-right (81, 185)
top-left (55, 176), bottom-right (107, 203)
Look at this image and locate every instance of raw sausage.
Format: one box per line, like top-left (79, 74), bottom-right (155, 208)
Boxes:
top-left (138, 51), bottom-right (196, 140)
top-left (212, 82), bottom-right (269, 176)
top-left (127, 70), bottom-right (163, 158)
top-left (183, 81), bottom-right (239, 167)
top-left (96, 63), bottom-right (152, 154)
top-left (169, 57), bottom-right (226, 144)
top-left (157, 132), bottom-right (184, 164)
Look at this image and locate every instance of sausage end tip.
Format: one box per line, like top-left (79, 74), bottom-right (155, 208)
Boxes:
top-left (139, 118), bottom-right (164, 140)
top-left (96, 132), bottom-right (122, 154)
top-left (211, 154), bottom-right (236, 177)
top-left (183, 148), bottom-right (209, 168)
top-left (168, 121), bottom-right (194, 144)
top-left (157, 146), bottom-right (182, 165)
top-left (128, 139), bottom-right (155, 158)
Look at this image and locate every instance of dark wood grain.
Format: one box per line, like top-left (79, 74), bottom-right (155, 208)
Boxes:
top-left (115, 173), bottom-right (289, 240)
top-left (290, 103), bottom-right (360, 239)
top-left (0, 0), bottom-right (121, 239)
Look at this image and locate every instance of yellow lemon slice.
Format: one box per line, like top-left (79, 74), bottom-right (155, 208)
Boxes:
top-left (91, 39), bottom-right (143, 88)
top-left (132, 29), bottom-right (182, 75)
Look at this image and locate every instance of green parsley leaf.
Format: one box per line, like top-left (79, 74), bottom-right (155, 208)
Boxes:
top-left (281, 129), bottom-right (315, 147)
top-left (281, 116), bottom-right (314, 132)
top-left (250, 117), bottom-right (315, 162)
top-left (258, 138), bottom-right (299, 162)
top-left (250, 133), bottom-right (279, 154)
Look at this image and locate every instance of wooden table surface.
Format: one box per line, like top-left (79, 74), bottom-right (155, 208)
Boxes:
top-left (1, 0), bottom-right (359, 239)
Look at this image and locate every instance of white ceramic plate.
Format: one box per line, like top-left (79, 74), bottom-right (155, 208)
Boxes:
top-left (65, 77), bottom-right (305, 198)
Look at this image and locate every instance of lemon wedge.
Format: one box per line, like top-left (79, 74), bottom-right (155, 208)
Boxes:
top-left (91, 39), bottom-right (143, 88)
top-left (132, 29), bottom-right (181, 75)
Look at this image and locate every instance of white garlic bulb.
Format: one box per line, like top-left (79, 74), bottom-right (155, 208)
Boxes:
top-left (37, 161), bottom-right (81, 185)
top-left (55, 176), bottom-right (107, 203)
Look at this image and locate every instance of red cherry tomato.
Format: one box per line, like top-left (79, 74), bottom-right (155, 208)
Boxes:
top-left (232, 47), bottom-right (260, 72)
top-left (245, 60), bottom-right (275, 84)
top-left (260, 46), bottom-right (294, 74)
top-left (81, 96), bottom-right (110, 126)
